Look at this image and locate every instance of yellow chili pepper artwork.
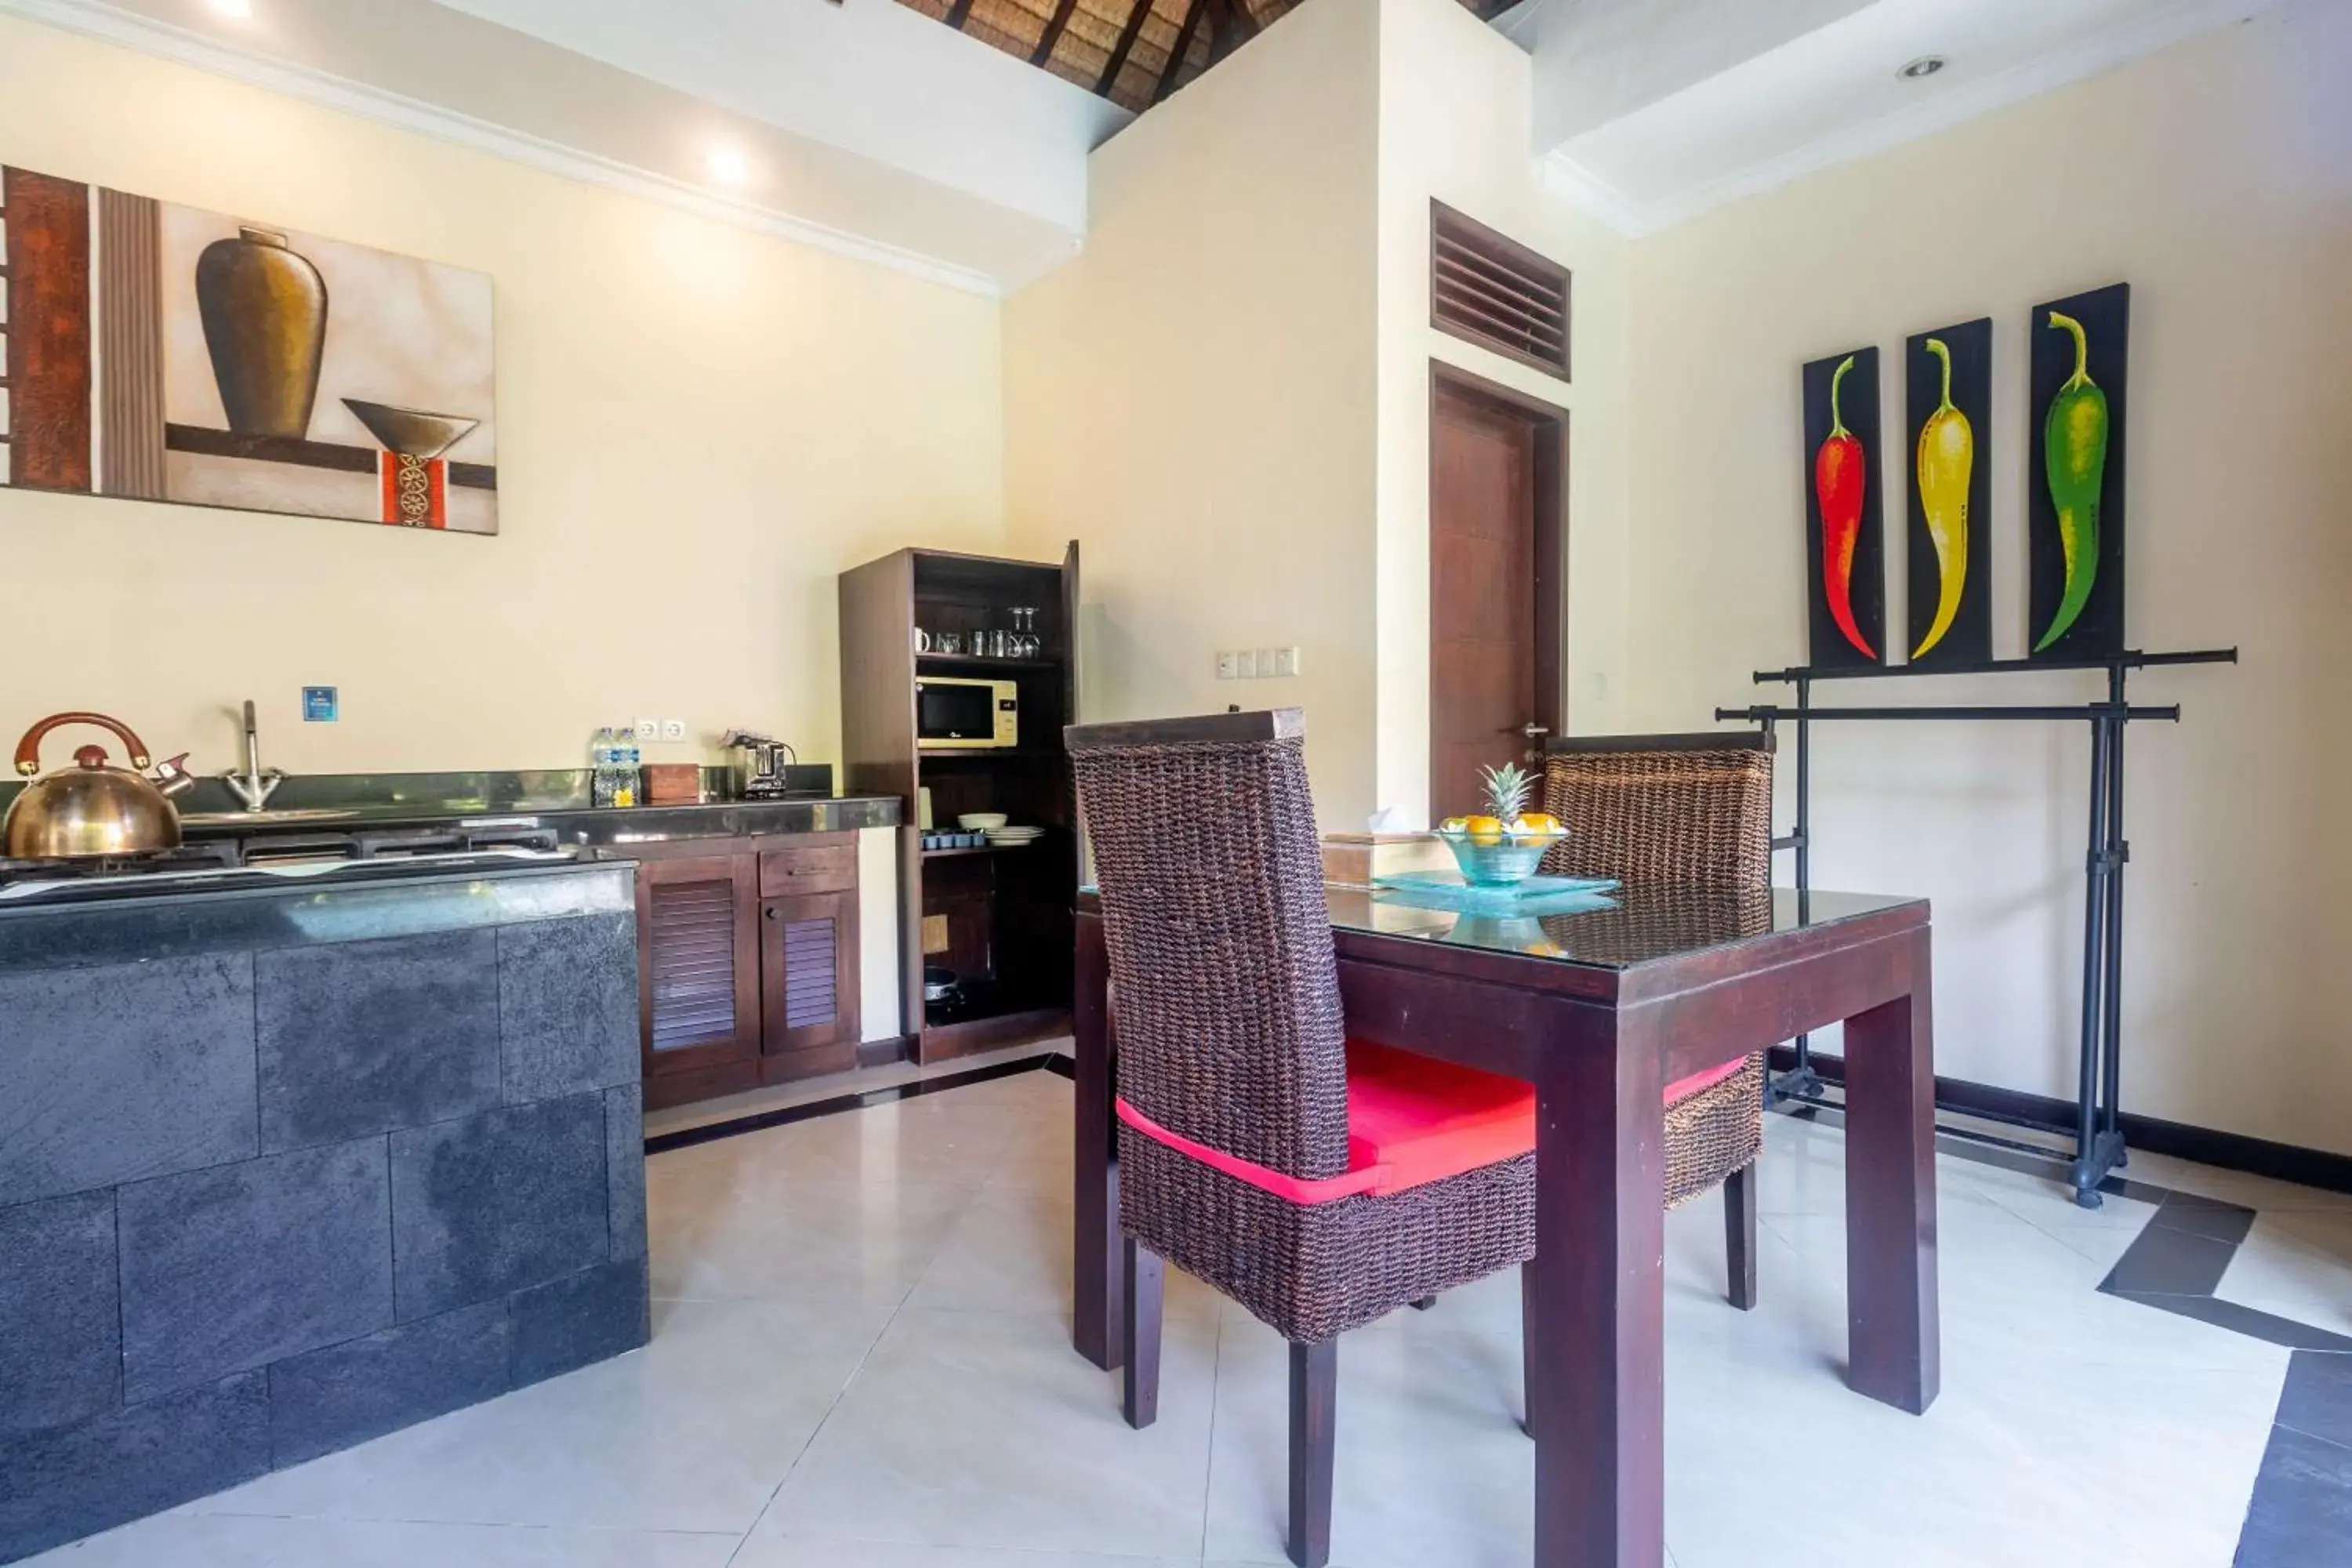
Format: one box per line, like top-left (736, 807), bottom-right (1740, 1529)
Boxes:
top-left (1911, 337), bottom-right (1973, 660)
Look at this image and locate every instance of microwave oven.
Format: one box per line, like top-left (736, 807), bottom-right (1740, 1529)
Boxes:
top-left (916, 677), bottom-right (1019, 750)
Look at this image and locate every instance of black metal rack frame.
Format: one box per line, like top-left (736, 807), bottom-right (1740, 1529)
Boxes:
top-left (1715, 646), bottom-right (2237, 1207)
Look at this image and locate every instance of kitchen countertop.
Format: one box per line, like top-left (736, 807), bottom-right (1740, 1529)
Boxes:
top-left (177, 794), bottom-right (903, 847)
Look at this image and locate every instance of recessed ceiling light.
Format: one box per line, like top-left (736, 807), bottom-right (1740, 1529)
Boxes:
top-left (1898, 55), bottom-right (1947, 81)
top-left (706, 145), bottom-right (751, 186)
top-left (209, 0), bottom-right (253, 18)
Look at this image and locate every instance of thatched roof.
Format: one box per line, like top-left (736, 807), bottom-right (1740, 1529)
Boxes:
top-left (897, 0), bottom-right (1510, 113)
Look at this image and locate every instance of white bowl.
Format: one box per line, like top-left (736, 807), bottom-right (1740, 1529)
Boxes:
top-left (958, 813), bottom-right (1010, 831)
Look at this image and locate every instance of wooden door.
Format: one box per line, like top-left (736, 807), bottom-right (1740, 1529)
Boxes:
top-left (637, 852), bottom-right (762, 1109)
top-left (1428, 366), bottom-right (1564, 821)
top-left (759, 891), bottom-right (861, 1082)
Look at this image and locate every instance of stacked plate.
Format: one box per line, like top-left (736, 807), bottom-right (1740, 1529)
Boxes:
top-left (985, 825), bottom-right (1046, 848)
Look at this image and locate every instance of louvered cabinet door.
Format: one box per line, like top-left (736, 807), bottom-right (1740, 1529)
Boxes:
top-left (636, 853), bottom-right (762, 1105)
top-left (758, 890), bottom-right (861, 1082)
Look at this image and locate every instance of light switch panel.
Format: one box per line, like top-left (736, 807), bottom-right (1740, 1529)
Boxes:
top-left (1272, 647), bottom-right (1301, 677)
top-left (1216, 651), bottom-right (1240, 681)
top-left (1235, 649), bottom-right (1258, 679)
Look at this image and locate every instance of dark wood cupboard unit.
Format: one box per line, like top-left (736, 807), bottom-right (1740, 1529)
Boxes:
top-left (628, 834), bottom-right (861, 1111)
top-left (840, 543), bottom-right (1081, 1062)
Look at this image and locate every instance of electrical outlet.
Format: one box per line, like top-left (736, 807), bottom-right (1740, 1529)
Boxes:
top-left (662, 719), bottom-right (687, 742)
top-left (633, 718), bottom-right (659, 743)
top-left (1234, 649), bottom-right (1258, 679)
top-left (1216, 651), bottom-right (1240, 681)
top-left (1272, 647), bottom-right (1301, 677)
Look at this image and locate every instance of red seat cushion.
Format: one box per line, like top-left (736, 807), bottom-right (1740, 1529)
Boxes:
top-left (1114, 1045), bottom-right (1755, 1208)
top-left (1664, 1056), bottom-right (1749, 1105)
top-left (1343, 1041), bottom-right (1535, 1195)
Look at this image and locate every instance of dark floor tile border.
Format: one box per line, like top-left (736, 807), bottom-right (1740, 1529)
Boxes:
top-left (641, 1050), bottom-right (1069, 1156)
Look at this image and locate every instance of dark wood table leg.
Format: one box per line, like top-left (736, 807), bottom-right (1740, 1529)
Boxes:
top-left (1073, 908), bottom-right (1123, 1370)
top-left (1529, 1008), bottom-right (1667, 1568)
top-left (1723, 1163), bottom-right (1759, 1311)
top-left (1842, 928), bottom-right (1940, 1414)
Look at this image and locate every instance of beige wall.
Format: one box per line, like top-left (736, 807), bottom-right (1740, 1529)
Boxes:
top-left (0, 16), bottom-right (1007, 778)
top-left (1005, 0), bottom-right (1634, 831)
top-left (1372, 0), bottom-right (1633, 826)
top-left (1004, 0), bottom-right (1383, 825)
top-left (1623, 1), bottom-right (2352, 1149)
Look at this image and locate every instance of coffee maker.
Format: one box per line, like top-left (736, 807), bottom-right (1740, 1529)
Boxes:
top-left (720, 731), bottom-right (828, 800)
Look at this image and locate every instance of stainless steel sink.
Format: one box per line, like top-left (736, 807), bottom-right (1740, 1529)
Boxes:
top-left (179, 808), bottom-right (365, 828)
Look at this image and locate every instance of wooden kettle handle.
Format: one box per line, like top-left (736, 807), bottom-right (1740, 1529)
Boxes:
top-left (13, 713), bottom-right (154, 777)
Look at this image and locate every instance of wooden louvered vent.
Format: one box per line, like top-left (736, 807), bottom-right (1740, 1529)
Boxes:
top-left (1432, 200), bottom-right (1570, 381)
top-left (780, 916), bottom-right (839, 1029)
top-left (647, 879), bottom-right (739, 1053)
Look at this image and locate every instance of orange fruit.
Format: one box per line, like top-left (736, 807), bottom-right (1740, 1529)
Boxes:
top-left (1513, 813), bottom-right (1563, 837)
top-left (1463, 815), bottom-right (1504, 844)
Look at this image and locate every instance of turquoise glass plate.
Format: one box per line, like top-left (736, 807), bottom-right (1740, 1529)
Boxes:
top-left (1370, 870), bottom-right (1620, 917)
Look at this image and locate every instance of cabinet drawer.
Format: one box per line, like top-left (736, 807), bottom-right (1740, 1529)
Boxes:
top-left (759, 841), bottom-right (855, 897)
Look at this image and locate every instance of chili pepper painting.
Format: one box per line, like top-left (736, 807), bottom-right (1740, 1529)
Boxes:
top-left (1905, 318), bottom-right (1992, 666)
top-left (1802, 346), bottom-right (1886, 668)
top-left (2028, 284), bottom-right (2129, 658)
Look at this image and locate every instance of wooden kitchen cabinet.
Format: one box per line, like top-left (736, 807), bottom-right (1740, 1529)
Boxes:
top-left (629, 833), bottom-right (863, 1111)
top-left (760, 890), bottom-right (860, 1081)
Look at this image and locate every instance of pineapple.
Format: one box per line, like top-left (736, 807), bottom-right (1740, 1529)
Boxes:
top-left (1464, 762), bottom-right (1531, 844)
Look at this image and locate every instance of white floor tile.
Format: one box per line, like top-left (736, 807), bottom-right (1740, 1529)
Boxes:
top-left (736, 1540), bottom-right (1201, 1567)
top-left (650, 1156), bottom-right (978, 1306)
top-left (753, 1306), bottom-right (1218, 1560)
top-left (194, 1297), bottom-right (895, 1536)
top-left (24, 1513), bottom-right (742, 1567)
top-left (2216, 1207), bottom-right (2352, 1336)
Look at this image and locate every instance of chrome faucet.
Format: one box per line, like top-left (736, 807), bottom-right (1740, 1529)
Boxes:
top-left (221, 699), bottom-right (285, 812)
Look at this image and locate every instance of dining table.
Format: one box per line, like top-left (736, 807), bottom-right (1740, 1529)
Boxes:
top-left (1069, 877), bottom-right (1940, 1567)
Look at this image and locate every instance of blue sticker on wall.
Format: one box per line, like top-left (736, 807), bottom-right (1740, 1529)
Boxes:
top-left (302, 686), bottom-right (339, 722)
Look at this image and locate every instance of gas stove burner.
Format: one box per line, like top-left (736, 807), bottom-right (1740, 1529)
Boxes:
top-left (0, 841), bottom-right (242, 884)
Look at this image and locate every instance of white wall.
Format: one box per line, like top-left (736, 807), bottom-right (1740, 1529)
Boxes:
top-left (1004, 0), bottom-right (1384, 826)
top-left (0, 14), bottom-right (1008, 779)
top-left (1374, 0), bottom-right (1634, 826)
top-left (1623, 0), bottom-right (2352, 1150)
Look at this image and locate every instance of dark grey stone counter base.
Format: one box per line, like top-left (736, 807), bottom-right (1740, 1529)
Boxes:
top-left (0, 876), bottom-right (649, 1565)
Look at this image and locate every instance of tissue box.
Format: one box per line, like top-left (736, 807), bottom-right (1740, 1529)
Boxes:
top-left (1319, 832), bottom-right (1452, 889)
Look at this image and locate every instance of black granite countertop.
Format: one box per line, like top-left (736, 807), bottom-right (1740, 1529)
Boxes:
top-left (0, 857), bottom-right (636, 973)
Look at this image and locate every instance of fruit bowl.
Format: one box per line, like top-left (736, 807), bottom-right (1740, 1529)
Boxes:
top-left (1436, 764), bottom-right (1564, 887)
top-left (1432, 825), bottom-right (1567, 887)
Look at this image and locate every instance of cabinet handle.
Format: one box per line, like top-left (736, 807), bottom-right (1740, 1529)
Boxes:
top-left (764, 907), bottom-right (777, 920)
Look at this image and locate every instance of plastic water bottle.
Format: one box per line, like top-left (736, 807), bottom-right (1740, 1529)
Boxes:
top-left (590, 727), bottom-right (618, 807)
top-left (614, 727), bottom-right (641, 809)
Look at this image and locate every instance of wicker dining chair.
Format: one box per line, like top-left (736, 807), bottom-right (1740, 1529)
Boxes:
top-left (1540, 730), bottom-right (1777, 1308)
top-left (1067, 710), bottom-right (1541, 1568)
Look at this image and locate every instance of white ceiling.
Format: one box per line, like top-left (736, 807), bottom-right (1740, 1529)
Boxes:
top-left (430, 0), bottom-right (1128, 236)
top-left (1, 0), bottom-right (1128, 293)
top-left (1514, 0), bottom-right (2295, 235)
top-left (3, 0), bottom-right (2296, 281)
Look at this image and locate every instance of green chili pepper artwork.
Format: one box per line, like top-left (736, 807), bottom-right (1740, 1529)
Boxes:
top-left (2028, 284), bottom-right (2130, 659)
top-left (1906, 319), bottom-right (1992, 666)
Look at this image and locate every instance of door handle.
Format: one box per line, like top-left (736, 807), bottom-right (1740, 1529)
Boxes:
top-left (1520, 723), bottom-right (1551, 739)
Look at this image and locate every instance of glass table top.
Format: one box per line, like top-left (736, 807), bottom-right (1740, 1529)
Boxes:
top-left (1322, 884), bottom-right (1918, 971)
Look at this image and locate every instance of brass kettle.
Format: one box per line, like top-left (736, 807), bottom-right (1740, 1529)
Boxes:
top-left (4, 713), bottom-right (193, 859)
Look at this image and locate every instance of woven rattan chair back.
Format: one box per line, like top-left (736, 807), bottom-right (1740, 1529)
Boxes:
top-left (1067, 710), bottom-right (1348, 1181)
top-left (1539, 734), bottom-right (1773, 889)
